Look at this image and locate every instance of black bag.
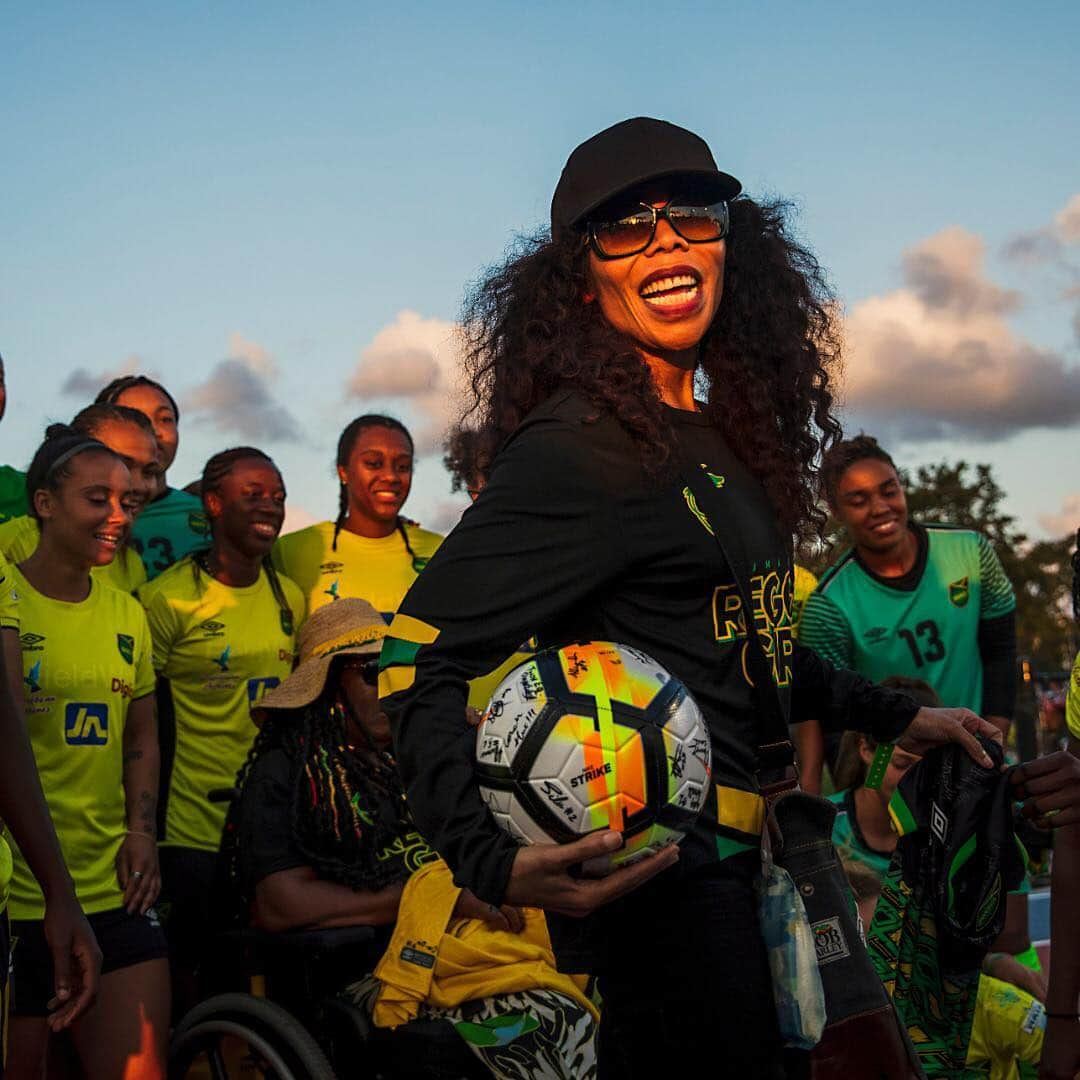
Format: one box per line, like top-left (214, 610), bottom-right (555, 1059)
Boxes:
top-left (681, 465), bottom-right (926, 1080)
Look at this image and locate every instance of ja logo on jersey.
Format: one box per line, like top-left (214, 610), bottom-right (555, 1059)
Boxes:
top-left (65, 703), bottom-right (108, 745)
top-left (948, 576), bottom-right (970, 608)
top-left (117, 633), bottom-right (135, 664)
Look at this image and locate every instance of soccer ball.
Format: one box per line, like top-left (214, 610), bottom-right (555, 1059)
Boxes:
top-left (475, 641), bottom-right (712, 867)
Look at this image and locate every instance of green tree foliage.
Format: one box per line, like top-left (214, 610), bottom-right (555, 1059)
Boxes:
top-left (805, 461), bottom-right (1077, 670)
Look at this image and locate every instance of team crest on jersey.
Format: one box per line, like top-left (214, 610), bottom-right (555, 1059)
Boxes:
top-left (188, 511), bottom-right (211, 537)
top-left (948, 577), bottom-right (970, 608)
top-left (117, 633), bottom-right (135, 664)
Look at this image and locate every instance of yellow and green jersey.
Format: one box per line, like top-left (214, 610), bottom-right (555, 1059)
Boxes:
top-left (129, 487), bottom-right (211, 581)
top-left (799, 524), bottom-right (1015, 713)
top-left (1066, 650), bottom-right (1080, 741)
top-left (0, 465), bottom-right (28, 523)
top-left (792, 564), bottom-right (817, 637)
top-left (966, 975), bottom-right (1045, 1080)
top-left (140, 558), bottom-right (304, 852)
top-left (5, 566), bottom-right (155, 920)
top-left (272, 519), bottom-right (443, 623)
top-left (0, 551), bottom-right (18, 913)
top-left (0, 514), bottom-right (147, 595)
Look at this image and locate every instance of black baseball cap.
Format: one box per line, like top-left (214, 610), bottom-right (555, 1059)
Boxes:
top-left (550, 117), bottom-right (742, 242)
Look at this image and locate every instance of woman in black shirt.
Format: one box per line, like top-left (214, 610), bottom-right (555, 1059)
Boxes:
top-left (379, 117), bottom-right (1002, 1077)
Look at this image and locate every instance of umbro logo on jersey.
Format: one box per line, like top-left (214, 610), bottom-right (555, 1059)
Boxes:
top-left (948, 577), bottom-right (969, 608)
top-left (930, 801), bottom-right (949, 844)
top-left (863, 626), bottom-right (889, 644)
top-left (25, 659), bottom-right (42, 694)
top-left (20, 632), bottom-right (46, 651)
top-left (198, 620), bottom-right (225, 637)
top-left (117, 634), bottom-right (135, 664)
top-left (214, 645), bottom-right (232, 672)
top-left (320, 562), bottom-right (345, 574)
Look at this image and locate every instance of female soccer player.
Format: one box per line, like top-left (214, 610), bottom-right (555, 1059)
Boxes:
top-left (139, 447), bottom-right (303, 1012)
top-left (272, 415), bottom-right (441, 623)
top-left (6, 425), bottom-right (167, 1080)
top-left (0, 403), bottom-right (160, 595)
top-left (378, 117), bottom-right (1004, 1077)
top-left (96, 375), bottom-right (211, 579)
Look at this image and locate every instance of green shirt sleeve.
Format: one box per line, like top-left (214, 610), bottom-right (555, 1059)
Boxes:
top-left (140, 584), bottom-right (180, 676)
top-left (977, 534), bottom-right (1016, 620)
top-left (796, 588), bottom-right (854, 671)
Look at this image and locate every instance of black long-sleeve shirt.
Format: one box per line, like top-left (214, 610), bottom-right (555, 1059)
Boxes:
top-left (379, 391), bottom-right (919, 911)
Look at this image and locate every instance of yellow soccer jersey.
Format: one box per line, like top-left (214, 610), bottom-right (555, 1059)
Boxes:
top-left (0, 514), bottom-right (147, 595)
top-left (5, 566), bottom-right (155, 920)
top-left (140, 558), bottom-right (305, 852)
top-left (273, 519), bottom-right (443, 623)
top-left (966, 974), bottom-right (1044, 1079)
top-left (0, 552), bottom-right (17, 912)
top-left (792, 564), bottom-right (818, 638)
top-left (1067, 650), bottom-right (1080, 742)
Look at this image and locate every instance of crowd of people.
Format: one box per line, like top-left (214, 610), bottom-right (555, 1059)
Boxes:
top-left (0, 116), bottom-right (1078, 1079)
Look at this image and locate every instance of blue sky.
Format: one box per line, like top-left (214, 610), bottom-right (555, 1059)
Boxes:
top-left (3, 1), bottom-right (1078, 538)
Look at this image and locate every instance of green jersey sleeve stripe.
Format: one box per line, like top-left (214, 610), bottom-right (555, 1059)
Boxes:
top-left (977, 534), bottom-right (1016, 618)
top-left (379, 636), bottom-right (422, 671)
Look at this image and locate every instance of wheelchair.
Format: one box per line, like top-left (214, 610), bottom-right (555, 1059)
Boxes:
top-left (167, 792), bottom-right (491, 1080)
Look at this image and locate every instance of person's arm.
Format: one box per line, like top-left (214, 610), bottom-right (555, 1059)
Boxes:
top-left (792, 591), bottom-right (853, 794)
top-left (977, 534), bottom-right (1017, 735)
top-left (253, 866), bottom-right (404, 931)
top-left (380, 415), bottom-right (676, 910)
top-left (115, 693), bottom-right (161, 915)
top-left (0, 627), bottom-right (101, 1030)
top-left (1039, 735), bottom-right (1080, 1080)
top-left (792, 643), bottom-right (1002, 764)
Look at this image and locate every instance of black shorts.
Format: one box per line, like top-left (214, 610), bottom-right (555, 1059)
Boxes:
top-left (158, 845), bottom-right (217, 961)
top-left (10, 906), bottom-right (168, 1017)
top-left (1, 910), bottom-right (10, 1077)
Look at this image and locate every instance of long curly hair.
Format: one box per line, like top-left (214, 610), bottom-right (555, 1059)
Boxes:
top-left (460, 197), bottom-right (843, 544)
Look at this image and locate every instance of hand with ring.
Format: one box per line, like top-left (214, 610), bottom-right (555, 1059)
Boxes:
top-left (115, 831), bottom-right (161, 915)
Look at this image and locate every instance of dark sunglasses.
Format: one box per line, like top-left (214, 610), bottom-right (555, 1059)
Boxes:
top-left (587, 200), bottom-right (729, 260)
top-left (340, 657), bottom-right (380, 687)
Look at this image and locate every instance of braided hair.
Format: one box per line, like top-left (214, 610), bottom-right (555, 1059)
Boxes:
top-left (70, 402), bottom-right (156, 440)
top-left (25, 424), bottom-right (122, 520)
top-left (95, 374), bottom-right (180, 420)
top-left (196, 447), bottom-right (295, 635)
top-left (220, 670), bottom-right (435, 917)
top-left (332, 416), bottom-right (424, 571)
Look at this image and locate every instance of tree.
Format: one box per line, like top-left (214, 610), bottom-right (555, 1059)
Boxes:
top-left (805, 460), bottom-right (1077, 670)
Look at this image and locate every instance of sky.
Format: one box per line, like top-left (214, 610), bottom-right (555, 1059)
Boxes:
top-left (3, 1), bottom-right (1078, 540)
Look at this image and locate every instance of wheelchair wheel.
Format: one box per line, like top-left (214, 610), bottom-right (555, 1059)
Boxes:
top-left (169, 992), bottom-right (335, 1080)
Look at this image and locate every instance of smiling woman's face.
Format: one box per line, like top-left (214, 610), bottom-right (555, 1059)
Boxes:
top-left (586, 190), bottom-right (727, 360)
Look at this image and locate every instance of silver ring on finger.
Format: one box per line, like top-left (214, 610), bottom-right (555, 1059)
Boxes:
top-left (132, 870), bottom-right (144, 879)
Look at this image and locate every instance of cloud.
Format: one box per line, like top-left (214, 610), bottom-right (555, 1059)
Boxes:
top-left (347, 311), bottom-right (467, 454)
top-left (281, 502), bottom-right (317, 536)
top-left (60, 356), bottom-right (144, 399)
top-left (1002, 192), bottom-right (1080, 265)
top-left (842, 226), bottom-right (1080, 440)
top-left (427, 498), bottom-right (470, 534)
top-left (1038, 492), bottom-right (1080, 538)
top-left (1055, 193), bottom-right (1080, 244)
top-left (184, 335), bottom-right (300, 443)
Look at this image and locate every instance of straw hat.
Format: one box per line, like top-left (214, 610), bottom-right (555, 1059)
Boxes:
top-left (257, 597), bottom-right (388, 711)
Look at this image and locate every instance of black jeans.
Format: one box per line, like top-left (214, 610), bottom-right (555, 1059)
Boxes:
top-left (595, 853), bottom-right (806, 1079)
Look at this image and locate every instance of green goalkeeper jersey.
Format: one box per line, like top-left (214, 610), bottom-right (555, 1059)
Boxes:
top-left (800, 524), bottom-right (1015, 713)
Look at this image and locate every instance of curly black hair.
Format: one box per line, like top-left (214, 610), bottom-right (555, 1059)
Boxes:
top-left (459, 197), bottom-right (843, 544)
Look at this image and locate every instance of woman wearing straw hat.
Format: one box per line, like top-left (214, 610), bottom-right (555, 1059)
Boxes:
top-left (226, 598), bottom-right (600, 1079)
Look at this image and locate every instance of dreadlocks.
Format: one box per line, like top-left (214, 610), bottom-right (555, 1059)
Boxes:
top-left (221, 678), bottom-right (436, 913)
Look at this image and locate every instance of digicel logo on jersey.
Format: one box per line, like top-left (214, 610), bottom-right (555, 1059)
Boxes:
top-left (111, 677), bottom-right (134, 700)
